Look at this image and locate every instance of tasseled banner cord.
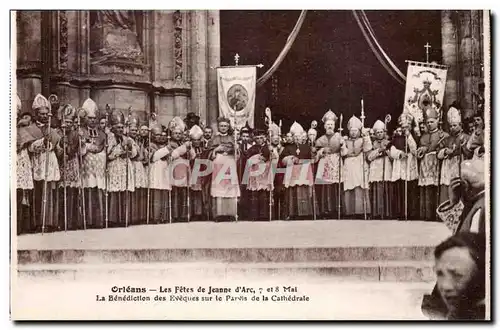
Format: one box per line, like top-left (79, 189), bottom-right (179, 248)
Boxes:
top-left (256, 10), bottom-right (407, 88)
top-left (352, 10), bottom-right (406, 85)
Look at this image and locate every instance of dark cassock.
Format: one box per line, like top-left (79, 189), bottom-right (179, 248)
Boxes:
top-left (268, 123), bottom-right (284, 220)
top-left (244, 129), bottom-right (273, 221)
top-left (106, 110), bottom-right (137, 227)
top-left (463, 111), bottom-right (484, 160)
top-left (280, 122), bottom-right (317, 220)
top-left (438, 107), bottom-right (469, 204)
top-left (422, 158), bottom-right (486, 320)
top-left (55, 105), bottom-right (83, 230)
top-left (314, 110), bottom-right (344, 219)
top-left (367, 120), bottom-right (392, 219)
top-left (128, 116), bottom-right (148, 225)
top-left (168, 116), bottom-right (189, 222)
top-left (417, 108), bottom-right (448, 222)
top-left (341, 116), bottom-right (372, 219)
top-left (207, 117), bottom-right (240, 221)
top-left (16, 95), bottom-right (35, 234)
top-left (237, 126), bottom-right (254, 220)
top-left (26, 94), bottom-right (61, 232)
top-left (148, 125), bottom-right (171, 223)
top-left (388, 114), bottom-right (419, 220)
top-left (80, 98), bottom-right (107, 228)
top-left (184, 125), bottom-right (205, 221)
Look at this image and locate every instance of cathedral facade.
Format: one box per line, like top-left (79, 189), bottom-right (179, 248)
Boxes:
top-left (15, 10), bottom-right (486, 123)
top-left (15, 10), bottom-right (220, 125)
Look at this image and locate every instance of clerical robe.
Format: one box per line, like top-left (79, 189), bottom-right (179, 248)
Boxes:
top-left (367, 139), bottom-right (392, 219)
top-left (16, 125), bottom-right (36, 234)
top-left (107, 133), bottom-right (137, 226)
top-left (81, 127), bottom-right (107, 228)
top-left (208, 134), bottom-right (240, 221)
top-left (130, 138), bottom-right (147, 225)
top-left (26, 123), bottom-right (61, 232)
top-left (418, 129), bottom-right (448, 221)
top-left (245, 143), bottom-right (272, 221)
top-left (388, 134), bottom-right (419, 219)
top-left (56, 129), bottom-right (83, 230)
top-left (237, 142), bottom-right (253, 220)
top-left (188, 145), bottom-right (207, 221)
top-left (269, 144), bottom-right (284, 220)
top-left (437, 131), bottom-right (469, 204)
top-left (280, 143), bottom-right (317, 220)
top-left (170, 141), bottom-right (197, 222)
top-left (341, 136), bottom-right (372, 218)
top-left (148, 142), bottom-right (171, 223)
top-left (315, 133), bottom-right (343, 219)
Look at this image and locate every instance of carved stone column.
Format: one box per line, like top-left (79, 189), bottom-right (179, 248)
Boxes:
top-left (207, 10), bottom-right (221, 125)
top-left (190, 10), bottom-right (208, 120)
top-left (16, 11), bottom-right (43, 112)
top-left (458, 10), bottom-right (482, 118)
top-left (441, 10), bottom-right (459, 110)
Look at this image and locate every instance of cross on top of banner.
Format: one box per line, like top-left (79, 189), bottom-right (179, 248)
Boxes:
top-left (424, 42), bottom-right (432, 63)
top-left (234, 53), bottom-right (240, 66)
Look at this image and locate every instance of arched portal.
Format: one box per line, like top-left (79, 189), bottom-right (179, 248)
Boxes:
top-left (220, 10), bottom-right (442, 132)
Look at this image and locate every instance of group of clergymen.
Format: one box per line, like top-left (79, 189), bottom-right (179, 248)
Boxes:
top-left (15, 93), bottom-right (485, 234)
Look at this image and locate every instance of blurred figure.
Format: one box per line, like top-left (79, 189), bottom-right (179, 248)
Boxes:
top-left (423, 232), bottom-right (486, 320)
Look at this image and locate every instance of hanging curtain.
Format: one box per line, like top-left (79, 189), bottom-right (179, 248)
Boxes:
top-left (256, 10), bottom-right (308, 88)
top-left (352, 10), bottom-right (406, 85)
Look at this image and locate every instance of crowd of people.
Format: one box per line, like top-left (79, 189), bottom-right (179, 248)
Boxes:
top-left (15, 92), bottom-right (489, 320)
top-left (15, 93), bottom-right (485, 235)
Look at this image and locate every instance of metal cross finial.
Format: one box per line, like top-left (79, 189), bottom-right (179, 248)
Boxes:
top-left (424, 42), bottom-right (432, 63)
top-left (234, 53), bottom-right (240, 66)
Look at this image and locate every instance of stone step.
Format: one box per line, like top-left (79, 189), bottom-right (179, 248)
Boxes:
top-left (17, 260), bottom-right (436, 282)
top-left (18, 246), bottom-right (436, 264)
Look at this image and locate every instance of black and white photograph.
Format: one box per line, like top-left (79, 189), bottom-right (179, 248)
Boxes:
top-left (10, 9), bottom-right (490, 320)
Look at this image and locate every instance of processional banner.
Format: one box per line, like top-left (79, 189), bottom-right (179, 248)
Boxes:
top-left (402, 61), bottom-right (448, 125)
top-left (217, 66), bottom-right (257, 129)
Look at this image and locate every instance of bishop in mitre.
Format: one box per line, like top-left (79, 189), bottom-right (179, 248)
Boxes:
top-left (388, 113), bottom-right (419, 219)
top-left (279, 121), bottom-right (317, 220)
top-left (437, 106), bottom-right (469, 204)
top-left (207, 116), bottom-right (240, 222)
top-left (80, 98), bottom-right (107, 228)
top-left (367, 119), bottom-right (392, 219)
top-left (23, 94), bottom-right (61, 232)
top-left (341, 115), bottom-right (372, 218)
top-left (148, 123), bottom-right (171, 223)
top-left (417, 107), bottom-right (448, 221)
top-left (314, 110), bottom-right (343, 219)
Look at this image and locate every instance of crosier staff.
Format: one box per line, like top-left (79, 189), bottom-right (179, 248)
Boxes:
top-left (382, 114), bottom-right (392, 220)
top-left (104, 104), bottom-right (110, 228)
top-left (309, 121), bottom-right (318, 221)
top-left (76, 113), bottom-right (87, 230)
top-left (167, 130), bottom-right (173, 224)
top-left (41, 95), bottom-right (55, 234)
top-left (338, 114), bottom-right (343, 220)
top-left (124, 109), bottom-right (132, 228)
top-left (360, 98), bottom-right (367, 221)
top-left (61, 104), bottom-right (68, 232)
top-left (146, 112), bottom-right (156, 225)
top-left (265, 107), bottom-right (273, 222)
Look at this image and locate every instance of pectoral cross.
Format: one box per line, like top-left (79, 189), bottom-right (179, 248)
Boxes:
top-left (424, 42), bottom-right (431, 63)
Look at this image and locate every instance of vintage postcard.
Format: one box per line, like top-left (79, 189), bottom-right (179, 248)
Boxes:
top-left (10, 9), bottom-right (491, 320)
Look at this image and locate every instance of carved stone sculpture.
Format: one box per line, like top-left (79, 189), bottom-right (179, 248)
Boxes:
top-left (90, 10), bottom-right (143, 63)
